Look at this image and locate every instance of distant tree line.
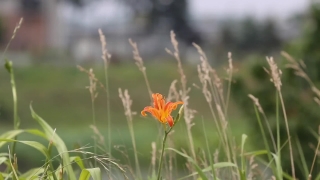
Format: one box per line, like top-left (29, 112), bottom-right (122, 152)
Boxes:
top-left (217, 17), bottom-right (283, 56)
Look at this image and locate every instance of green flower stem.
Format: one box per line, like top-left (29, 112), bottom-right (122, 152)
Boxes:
top-left (157, 105), bottom-right (183, 180)
top-left (157, 130), bottom-right (169, 180)
top-left (5, 60), bottom-right (20, 158)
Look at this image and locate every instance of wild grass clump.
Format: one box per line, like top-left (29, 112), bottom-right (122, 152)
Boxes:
top-left (0, 19), bottom-right (319, 180)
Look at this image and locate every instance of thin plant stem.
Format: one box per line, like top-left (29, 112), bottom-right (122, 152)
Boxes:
top-left (127, 118), bottom-right (142, 180)
top-left (224, 68), bottom-right (233, 115)
top-left (102, 49), bottom-right (112, 159)
top-left (99, 29), bottom-right (112, 177)
top-left (278, 92), bottom-right (295, 179)
top-left (202, 118), bottom-right (217, 180)
top-left (5, 61), bottom-right (20, 158)
top-left (91, 99), bottom-right (97, 167)
top-left (119, 89), bottom-right (142, 179)
top-left (2, 18), bottom-right (23, 159)
top-left (276, 92), bottom-right (281, 159)
top-left (309, 126), bottom-right (320, 179)
top-left (157, 130), bottom-right (169, 180)
top-left (157, 106), bottom-right (183, 180)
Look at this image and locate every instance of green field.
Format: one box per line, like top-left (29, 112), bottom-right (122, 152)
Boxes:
top-left (0, 61), bottom-right (251, 171)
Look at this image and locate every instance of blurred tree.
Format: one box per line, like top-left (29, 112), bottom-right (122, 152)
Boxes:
top-left (216, 17), bottom-right (283, 57)
top-left (232, 4), bottom-right (320, 179)
top-left (219, 22), bottom-right (237, 51)
top-left (260, 19), bottom-right (282, 53)
top-left (127, 0), bottom-right (202, 45)
top-left (299, 4), bottom-right (320, 80)
top-left (237, 17), bottom-right (261, 51)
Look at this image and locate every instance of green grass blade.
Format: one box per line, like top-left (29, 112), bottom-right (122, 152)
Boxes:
top-left (271, 153), bottom-right (283, 180)
top-left (0, 139), bottom-right (48, 158)
top-left (178, 162), bottom-right (237, 180)
top-left (0, 157), bottom-right (7, 165)
top-left (244, 150), bottom-right (268, 156)
top-left (19, 168), bottom-right (45, 180)
top-left (0, 130), bottom-right (25, 148)
top-left (0, 173), bottom-right (3, 180)
top-left (0, 129), bottom-right (47, 149)
top-left (79, 168), bottom-right (101, 180)
top-left (4, 60), bottom-right (20, 130)
top-left (70, 156), bottom-right (86, 170)
top-left (8, 149), bottom-right (18, 180)
top-left (30, 104), bottom-right (76, 180)
top-left (295, 137), bottom-right (309, 179)
top-left (167, 148), bottom-right (208, 180)
top-left (316, 172), bottom-right (320, 180)
top-left (202, 118), bottom-right (216, 179)
top-left (240, 134), bottom-right (247, 180)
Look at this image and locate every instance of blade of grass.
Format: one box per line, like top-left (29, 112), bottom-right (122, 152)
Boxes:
top-left (271, 153), bottom-right (283, 180)
top-left (79, 168), bottom-right (101, 180)
top-left (0, 139), bottom-right (48, 157)
top-left (178, 162), bottom-right (237, 180)
top-left (30, 104), bottom-right (76, 180)
top-left (167, 147), bottom-right (208, 180)
top-left (240, 134), bottom-right (247, 180)
top-left (295, 137), bottom-right (309, 179)
top-left (202, 118), bottom-right (217, 180)
top-left (19, 168), bottom-right (45, 180)
top-left (4, 60), bottom-right (20, 160)
top-left (7, 147), bottom-right (18, 180)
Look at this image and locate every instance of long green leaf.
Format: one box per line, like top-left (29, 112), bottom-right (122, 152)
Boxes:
top-left (0, 173), bottom-right (3, 180)
top-left (0, 139), bottom-right (48, 158)
top-left (271, 153), bottom-right (283, 180)
top-left (79, 168), bottom-right (101, 180)
top-left (0, 157), bottom-right (7, 166)
top-left (167, 148), bottom-right (208, 180)
top-left (0, 129), bottom-right (47, 149)
top-left (240, 134), bottom-right (247, 180)
top-left (70, 156), bottom-right (86, 170)
top-left (178, 162), bottom-right (237, 180)
top-left (30, 105), bottom-right (76, 180)
top-left (244, 150), bottom-right (268, 156)
top-left (19, 168), bottom-right (44, 180)
top-left (0, 130), bottom-right (25, 148)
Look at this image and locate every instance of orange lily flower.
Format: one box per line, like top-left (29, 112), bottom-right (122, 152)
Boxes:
top-left (141, 93), bottom-right (183, 127)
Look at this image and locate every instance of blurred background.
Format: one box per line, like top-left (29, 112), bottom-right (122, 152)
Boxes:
top-left (0, 0), bottom-right (319, 178)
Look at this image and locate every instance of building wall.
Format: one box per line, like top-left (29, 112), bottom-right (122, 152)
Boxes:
top-left (0, 0), bottom-right (47, 53)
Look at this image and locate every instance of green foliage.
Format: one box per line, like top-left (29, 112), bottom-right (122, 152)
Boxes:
top-left (232, 54), bottom-right (320, 178)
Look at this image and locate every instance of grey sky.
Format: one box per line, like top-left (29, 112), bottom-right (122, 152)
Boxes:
top-left (190, 0), bottom-right (310, 19)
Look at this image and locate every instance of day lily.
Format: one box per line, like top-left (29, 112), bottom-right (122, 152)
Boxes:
top-left (141, 93), bottom-right (183, 127)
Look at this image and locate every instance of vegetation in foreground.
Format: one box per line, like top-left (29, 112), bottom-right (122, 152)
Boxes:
top-left (0, 19), bottom-right (319, 180)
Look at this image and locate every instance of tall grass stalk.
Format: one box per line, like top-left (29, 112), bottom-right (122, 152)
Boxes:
top-left (129, 39), bottom-right (153, 99)
top-left (309, 126), bottom-right (320, 179)
top-left (78, 67), bottom-right (99, 167)
top-left (157, 105), bottom-right (183, 180)
top-left (2, 18), bottom-right (23, 158)
top-left (248, 94), bottom-right (279, 177)
top-left (166, 31), bottom-right (196, 163)
top-left (194, 44), bottom-right (235, 171)
top-left (118, 89), bottom-right (142, 180)
top-left (295, 137), bottom-right (309, 179)
top-left (282, 52), bottom-right (320, 179)
top-left (98, 29), bottom-right (112, 166)
top-left (266, 57), bottom-right (295, 179)
top-left (202, 118), bottom-right (217, 180)
top-left (224, 52), bottom-right (233, 115)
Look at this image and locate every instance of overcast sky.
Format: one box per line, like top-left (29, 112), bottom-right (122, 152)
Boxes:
top-left (190, 0), bottom-right (310, 20)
